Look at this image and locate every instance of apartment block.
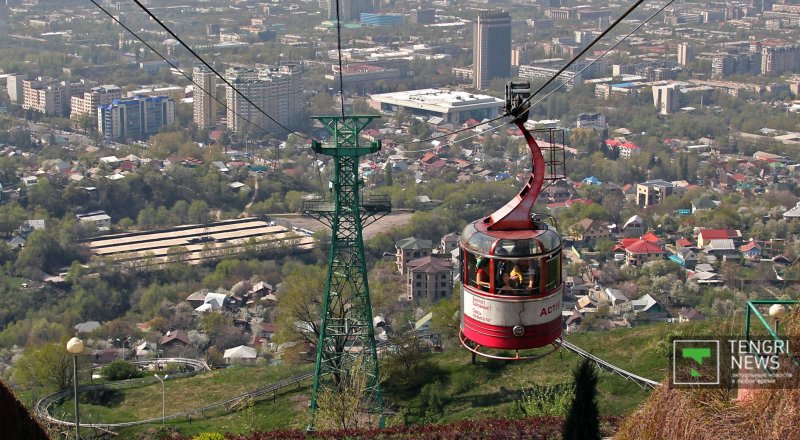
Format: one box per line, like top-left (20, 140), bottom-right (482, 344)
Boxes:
top-left (98, 95), bottom-right (176, 141)
top-left (193, 64), bottom-right (217, 128)
top-left (70, 85), bottom-right (122, 120)
top-left (225, 65), bottom-right (302, 135)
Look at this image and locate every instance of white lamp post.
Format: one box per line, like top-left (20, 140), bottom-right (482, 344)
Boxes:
top-left (769, 304), bottom-right (787, 334)
top-left (154, 374), bottom-right (169, 425)
top-left (66, 337), bottom-right (84, 440)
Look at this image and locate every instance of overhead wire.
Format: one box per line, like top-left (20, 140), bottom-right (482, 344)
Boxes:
top-left (129, 0), bottom-right (311, 140)
top-left (90, 0), bottom-right (282, 143)
top-left (402, 0), bottom-right (674, 155)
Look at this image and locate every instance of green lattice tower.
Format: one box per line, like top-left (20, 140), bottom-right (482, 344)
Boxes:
top-left (303, 115), bottom-right (391, 430)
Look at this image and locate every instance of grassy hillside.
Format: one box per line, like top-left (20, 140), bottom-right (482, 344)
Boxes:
top-left (50, 321), bottom-right (717, 438)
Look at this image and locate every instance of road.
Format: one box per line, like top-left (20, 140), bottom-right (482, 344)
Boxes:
top-left (276, 211), bottom-right (415, 239)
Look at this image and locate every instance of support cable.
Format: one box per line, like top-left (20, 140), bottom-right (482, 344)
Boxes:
top-left (129, 0), bottom-right (310, 139)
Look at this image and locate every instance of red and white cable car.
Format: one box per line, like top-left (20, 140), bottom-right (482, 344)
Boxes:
top-left (459, 81), bottom-right (566, 361)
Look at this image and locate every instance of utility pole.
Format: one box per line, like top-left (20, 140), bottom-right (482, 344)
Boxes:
top-left (303, 115), bottom-right (390, 430)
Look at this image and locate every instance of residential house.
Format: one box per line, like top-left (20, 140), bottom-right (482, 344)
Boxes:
top-left (160, 330), bottom-right (189, 356)
top-left (640, 232), bottom-right (665, 249)
top-left (135, 341), bottom-right (157, 359)
top-left (576, 296), bottom-right (598, 313)
top-left (739, 241), bottom-right (762, 261)
top-left (697, 229), bottom-right (742, 248)
top-left (74, 321), bottom-right (101, 334)
top-left (195, 292), bottom-right (228, 312)
top-left (186, 291), bottom-right (207, 308)
top-left (565, 310), bottom-right (583, 333)
top-left (629, 294), bottom-right (669, 322)
top-left (691, 196), bottom-right (717, 213)
top-left (783, 202), bottom-right (800, 221)
top-left (625, 240), bottom-right (666, 266)
top-left (690, 270), bottom-right (722, 285)
top-left (395, 237), bottom-right (433, 274)
top-left (704, 239), bottom-right (739, 261)
top-left (21, 176), bottom-right (38, 187)
top-left (441, 232), bottom-right (460, 255)
top-left (621, 215), bottom-right (646, 238)
top-left (675, 237), bottom-right (693, 249)
top-left (636, 179), bottom-right (674, 207)
top-left (90, 348), bottom-right (126, 364)
top-left (414, 312), bottom-right (433, 337)
top-left (406, 256), bottom-right (454, 301)
top-left (678, 307), bottom-right (705, 322)
top-left (675, 247), bottom-right (698, 269)
top-left (599, 288), bottom-right (630, 307)
top-left (223, 345), bottom-right (258, 364)
top-left (570, 218), bottom-right (611, 246)
top-left (76, 211), bottom-right (112, 230)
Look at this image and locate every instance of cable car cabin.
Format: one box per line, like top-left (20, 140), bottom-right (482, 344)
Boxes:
top-left (459, 223), bottom-right (563, 354)
top-left (458, 80), bottom-right (566, 360)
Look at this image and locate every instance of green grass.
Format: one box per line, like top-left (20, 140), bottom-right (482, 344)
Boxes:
top-left (51, 320), bottom-right (722, 437)
top-left (52, 364), bottom-right (312, 426)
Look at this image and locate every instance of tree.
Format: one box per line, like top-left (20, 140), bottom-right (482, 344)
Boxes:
top-left (100, 360), bottom-right (142, 380)
top-left (562, 358), bottom-right (601, 440)
top-left (314, 357), bottom-right (377, 430)
top-left (0, 203), bottom-right (26, 237)
top-left (274, 262), bottom-right (326, 346)
top-left (430, 294), bottom-right (460, 341)
top-left (13, 343), bottom-right (74, 391)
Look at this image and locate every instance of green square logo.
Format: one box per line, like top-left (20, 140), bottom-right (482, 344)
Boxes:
top-left (672, 340), bottom-right (720, 386)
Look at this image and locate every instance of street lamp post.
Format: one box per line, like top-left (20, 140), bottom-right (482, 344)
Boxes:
top-left (769, 303), bottom-right (787, 335)
top-left (154, 374), bottom-right (169, 425)
top-left (66, 337), bottom-right (84, 440)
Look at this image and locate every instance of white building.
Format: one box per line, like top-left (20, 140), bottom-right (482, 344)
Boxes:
top-left (193, 64), bottom-right (217, 128)
top-left (225, 65), bottom-right (302, 135)
top-left (70, 85), bottom-right (122, 121)
top-left (77, 211), bottom-right (112, 230)
top-left (368, 88), bottom-right (504, 124)
top-left (652, 84), bottom-right (680, 115)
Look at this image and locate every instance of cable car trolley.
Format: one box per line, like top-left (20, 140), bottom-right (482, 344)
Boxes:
top-left (459, 81), bottom-right (567, 361)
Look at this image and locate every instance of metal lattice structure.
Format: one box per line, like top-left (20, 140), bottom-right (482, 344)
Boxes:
top-left (303, 115), bottom-right (390, 430)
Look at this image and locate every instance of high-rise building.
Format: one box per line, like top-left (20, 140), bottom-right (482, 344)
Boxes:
top-left (70, 85), bottom-right (122, 121)
top-left (98, 95), bottom-right (176, 141)
top-left (473, 10), bottom-right (511, 90)
top-left (410, 8), bottom-right (436, 25)
top-left (678, 42), bottom-right (694, 66)
top-left (6, 73), bottom-right (25, 103)
top-left (225, 65), bottom-right (302, 136)
top-left (328, 0), bottom-right (374, 21)
top-left (22, 77), bottom-right (71, 117)
top-left (761, 45), bottom-right (800, 75)
top-left (193, 65), bottom-right (217, 128)
top-left (652, 84), bottom-right (680, 115)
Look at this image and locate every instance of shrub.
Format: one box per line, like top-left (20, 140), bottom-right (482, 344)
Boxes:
top-left (518, 383), bottom-right (575, 417)
top-left (79, 386), bottom-right (124, 407)
top-left (193, 433), bottom-right (225, 440)
top-left (100, 360), bottom-right (143, 381)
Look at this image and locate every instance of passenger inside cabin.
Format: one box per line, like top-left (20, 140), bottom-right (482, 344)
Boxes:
top-left (498, 273), bottom-right (514, 295)
top-left (509, 264), bottom-right (523, 289)
top-left (527, 258), bottom-right (540, 294)
top-left (475, 258), bottom-right (490, 291)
